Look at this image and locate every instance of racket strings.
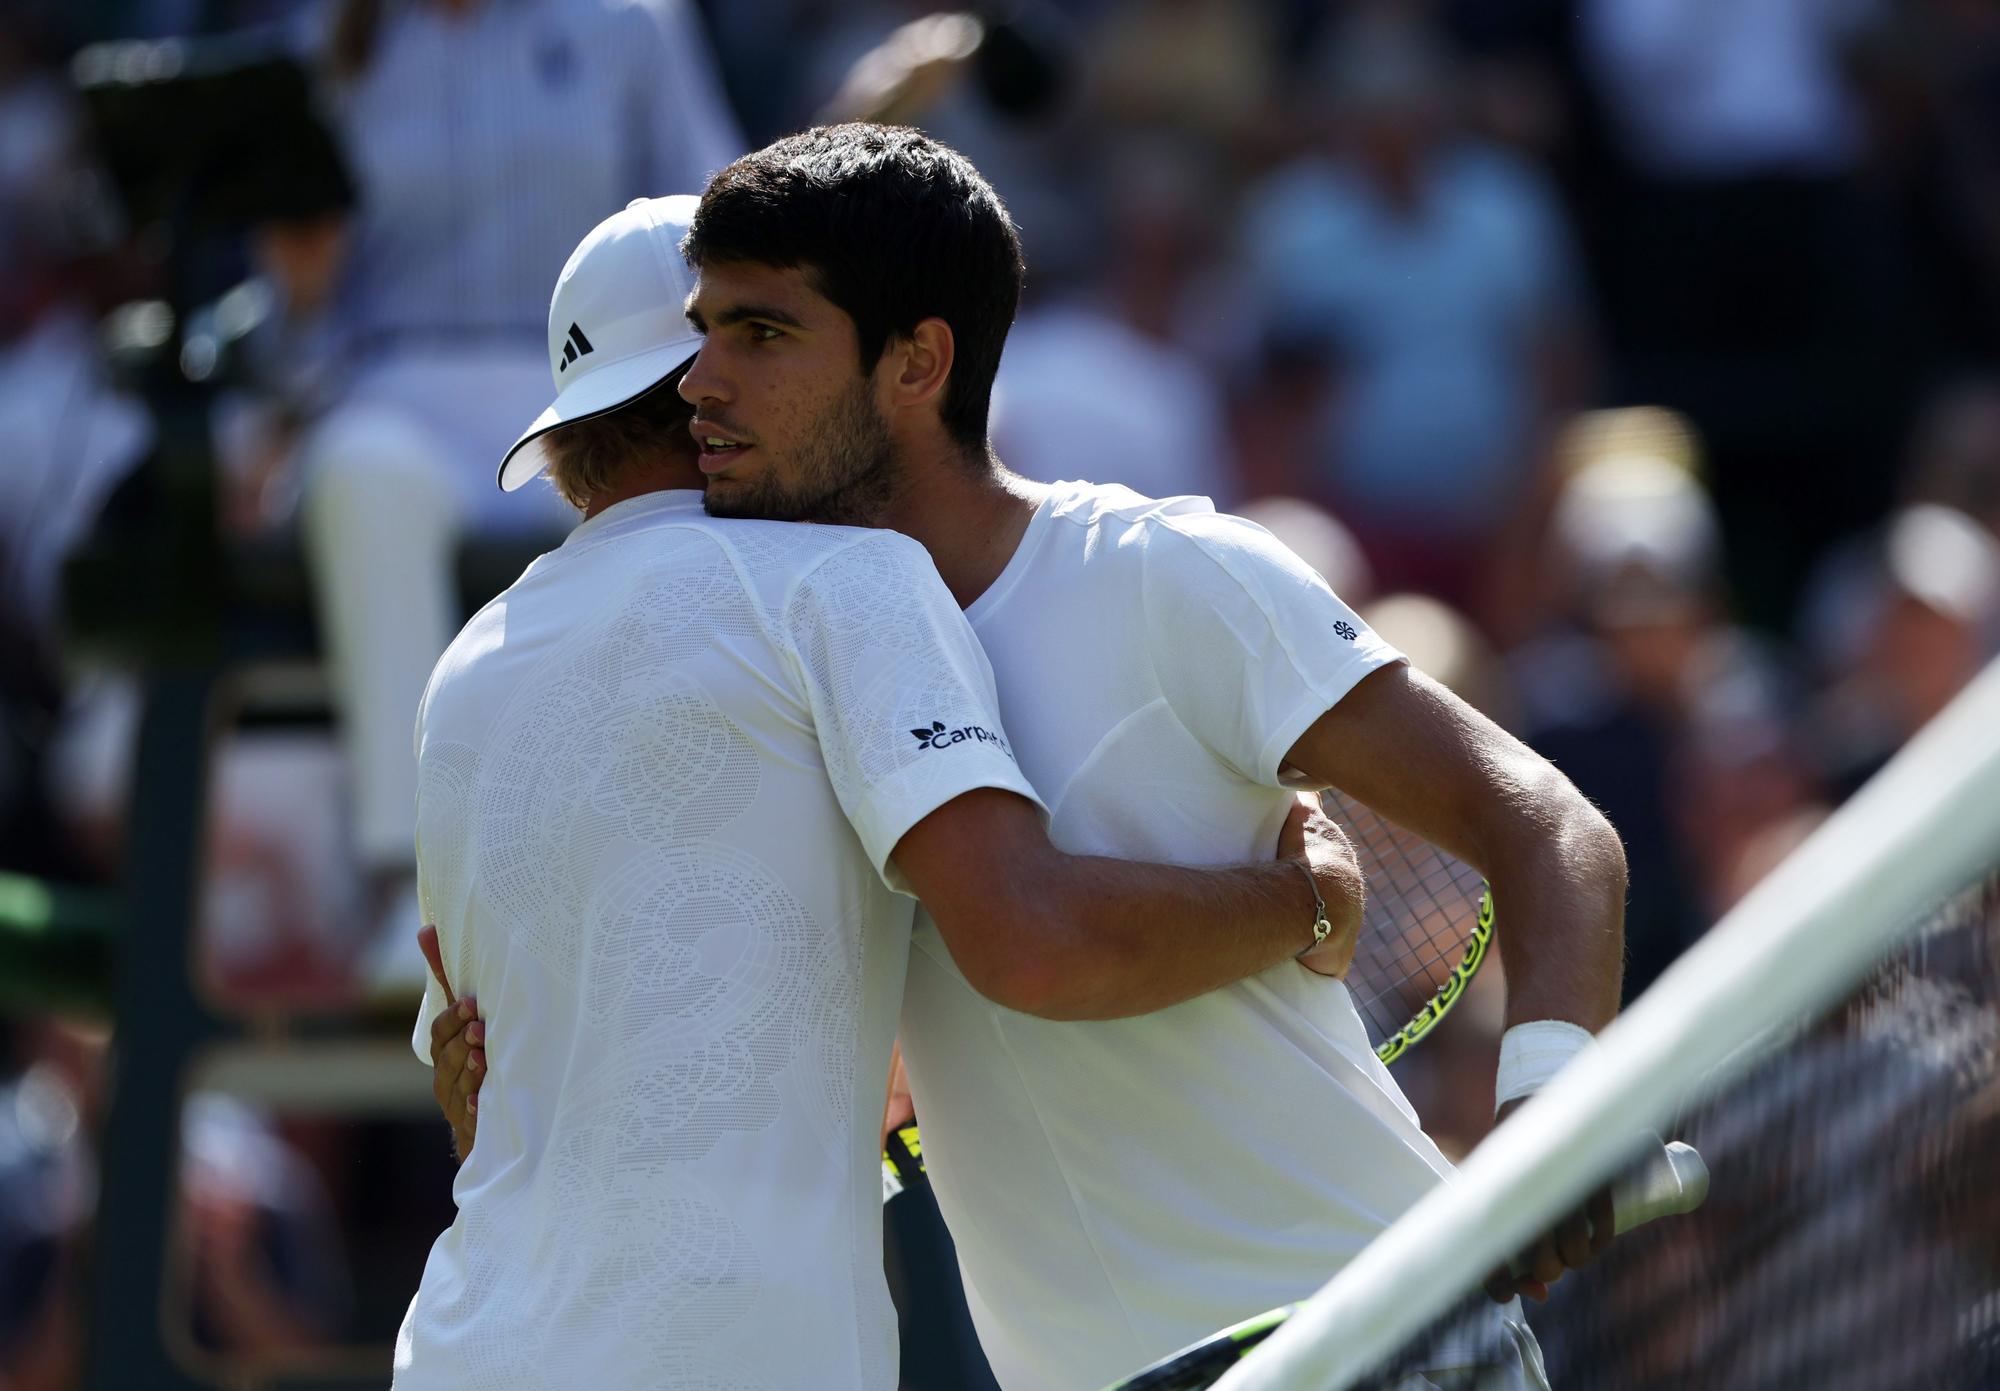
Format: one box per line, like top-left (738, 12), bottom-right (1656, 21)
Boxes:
top-left (1321, 790), bottom-right (1488, 1047)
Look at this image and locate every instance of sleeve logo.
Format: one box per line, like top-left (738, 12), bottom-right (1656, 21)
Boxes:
top-left (1333, 620), bottom-right (1358, 641)
top-left (910, 719), bottom-right (1014, 759)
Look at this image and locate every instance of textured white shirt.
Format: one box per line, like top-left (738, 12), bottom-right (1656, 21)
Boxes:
top-left (395, 490), bottom-right (1039, 1390)
top-left (898, 481), bottom-right (1468, 1391)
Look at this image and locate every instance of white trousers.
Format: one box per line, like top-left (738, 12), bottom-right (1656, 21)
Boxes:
top-left (299, 349), bottom-right (572, 869)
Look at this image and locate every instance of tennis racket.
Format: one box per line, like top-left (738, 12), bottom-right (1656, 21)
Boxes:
top-left (882, 789), bottom-right (1500, 1200)
top-left (880, 1122), bottom-right (925, 1203)
top-left (1319, 787), bottom-right (1495, 1065)
top-left (1103, 1140), bottom-right (1713, 1391)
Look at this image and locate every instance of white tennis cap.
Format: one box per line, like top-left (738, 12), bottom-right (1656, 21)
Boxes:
top-left (497, 194), bottom-right (703, 492)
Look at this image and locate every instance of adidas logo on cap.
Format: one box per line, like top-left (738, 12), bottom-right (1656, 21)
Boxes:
top-left (496, 194), bottom-right (706, 493)
top-left (557, 322), bottom-right (594, 373)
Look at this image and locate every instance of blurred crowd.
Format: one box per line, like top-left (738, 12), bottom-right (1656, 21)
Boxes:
top-left (4, 0), bottom-right (2000, 1383)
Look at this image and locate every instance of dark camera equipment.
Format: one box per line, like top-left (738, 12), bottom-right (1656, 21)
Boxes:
top-left (973, 3), bottom-right (1072, 121)
top-left (65, 36), bottom-right (354, 665)
top-left (61, 38), bottom-right (366, 1391)
top-left (75, 33), bottom-right (354, 235)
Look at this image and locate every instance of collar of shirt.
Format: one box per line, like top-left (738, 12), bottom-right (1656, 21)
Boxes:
top-left (562, 487), bottom-right (705, 547)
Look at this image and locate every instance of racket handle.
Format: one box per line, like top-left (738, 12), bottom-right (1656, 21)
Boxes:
top-left (1507, 1139), bottom-right (1707, 1280)
top-left (1611, 1139), bottom-right (1709, 1235)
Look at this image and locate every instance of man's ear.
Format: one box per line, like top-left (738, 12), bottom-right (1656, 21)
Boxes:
top-left (881, 317), bottom-right (955, 415)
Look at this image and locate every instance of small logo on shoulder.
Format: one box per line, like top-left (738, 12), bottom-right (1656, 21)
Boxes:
top-left (910, 719), bottom-right (1013, 758)
top-left (1334, 620), bottom-right (1358, 641)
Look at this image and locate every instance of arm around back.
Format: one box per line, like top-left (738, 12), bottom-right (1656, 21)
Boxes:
top-left (890, 787), bottom-right (1363, 1021)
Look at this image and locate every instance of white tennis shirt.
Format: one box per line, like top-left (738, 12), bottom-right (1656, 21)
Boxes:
top-left (394, 489), bottom-right (1038, 1390)
top-left (898, 481), bottom-right (1472, 1391)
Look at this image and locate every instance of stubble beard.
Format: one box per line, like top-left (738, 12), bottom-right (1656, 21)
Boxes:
top-left (702, 378), bottom-right (899, 527)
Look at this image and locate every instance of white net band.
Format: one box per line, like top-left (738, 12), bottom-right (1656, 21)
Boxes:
top-left (1216, 654), bottom-right (2000, 1391)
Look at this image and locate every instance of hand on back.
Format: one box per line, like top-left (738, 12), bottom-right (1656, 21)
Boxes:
top-left (419, 925), bottom-right (484, 1162)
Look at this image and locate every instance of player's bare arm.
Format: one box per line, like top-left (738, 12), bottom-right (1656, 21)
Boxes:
top-left (427, 793), bottom-right (1357, 1157)
top-left (1282, 661), bottom-right (1627, 1301)
top-left (889, 786), bottom-right (1363, 1022)
top-left (1284, 663), bottom-right (1626, 1033)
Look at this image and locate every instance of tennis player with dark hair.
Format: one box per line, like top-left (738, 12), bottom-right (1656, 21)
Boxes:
top-left (390, 193), bottom-right (1364, 1390)
top-left (436, 128), bottom-right (1626, 1389)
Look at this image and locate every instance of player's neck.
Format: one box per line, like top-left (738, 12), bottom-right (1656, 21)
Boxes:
top-left (884, 443), bottom-right (1044, 610)
top-left (581, 457), bottom-right (706, 520)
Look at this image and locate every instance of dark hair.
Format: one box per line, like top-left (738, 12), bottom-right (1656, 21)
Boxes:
top-left (541, 376), bottom-right (695, 509)
top-left (684, 124), bottom-right (1024, 451)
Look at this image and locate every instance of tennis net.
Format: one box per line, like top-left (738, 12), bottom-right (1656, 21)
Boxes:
top-left (1211, 655), bottom-right (2000, 1391)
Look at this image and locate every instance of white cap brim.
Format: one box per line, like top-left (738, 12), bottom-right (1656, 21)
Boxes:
top-left (496, 338), bottom-right (700, 493)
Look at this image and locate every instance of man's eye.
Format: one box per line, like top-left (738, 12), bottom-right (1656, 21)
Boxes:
top-left (750, 325), bottom-right (783, 342)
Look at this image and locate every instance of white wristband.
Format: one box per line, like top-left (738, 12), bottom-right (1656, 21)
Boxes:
top-left (1494, 1020), bottom-right (1594, 1115)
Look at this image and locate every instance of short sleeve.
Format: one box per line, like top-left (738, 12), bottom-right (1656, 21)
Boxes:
top-left (1142, 511), bottom-right (1406, 786)
top-left (784, 532), bottom-right (1045, 894)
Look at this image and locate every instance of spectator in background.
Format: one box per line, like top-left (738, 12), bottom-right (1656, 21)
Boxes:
top-left (1575, 0), bottom-right (1963, 628)
top-left (991, 304), bottom-right (1236, 506)
top-left (794, 2), bottom-right (1089, 272)
top-left (1806, 502), bottom-right (2000, 797)
top-left (1582, 0), bottom-right (1873, 184)
top-left (1902, 378), bottom-right (2000, 542)
top-left (0, 1046), bottom-right (93, 1391)
top-left (1514, 420), bottom-right (1814, 995)
top-left (1672, 693), bottom-right (1827, 920)
top-left (0, 55), bottom-right (148, 644)
top-left (1798, 380), bottom-right (2000, 796)
top-left (0, 24), bottom-right (384, 1000)
top-left (991, 143), bottom-right (1238, 506)
top-left (0, 1022), bottom-right (362, 1376)
top-left (0, 35), bottom-right (150, 883)
top-left (1084, 0), bottom-right (1280, 162)
top-left (180, 1093), bottom-right (353, 1356)
top-left (1843, 3), bottom-right (2000, 367)
top-left (1220, 325), bottom-right (1344, 507)
top-left (260, 0), bottom-right (741, 992)
top-left (1236, 7), bottom-right (1589, 632)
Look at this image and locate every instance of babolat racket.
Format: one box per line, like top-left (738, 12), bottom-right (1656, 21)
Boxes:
top-left (1319, 787), bottom-right (1496, 1065)
top-left (1102, 1141), bottom-right (1713, 1391)
top-left (880, 1123), bottom-right (925, 1204)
